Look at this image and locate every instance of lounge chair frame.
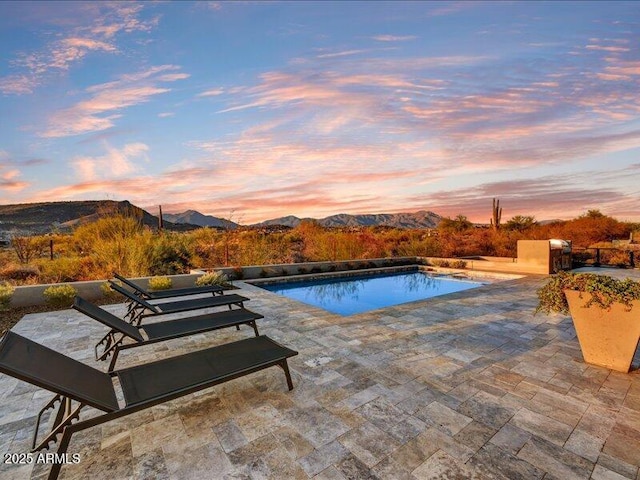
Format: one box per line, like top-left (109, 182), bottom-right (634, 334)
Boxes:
top-left (0, 331), bottom-right (297, 480)
top-left (108, 281), bottom-right (248, 325)
top-left (73, 296), bottom-right (263, 371)
top-left (112, 272), bottom-right (227, 299)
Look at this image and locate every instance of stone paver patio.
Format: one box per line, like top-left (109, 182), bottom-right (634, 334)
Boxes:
top-left (1, 268), bottom-right (639, 479)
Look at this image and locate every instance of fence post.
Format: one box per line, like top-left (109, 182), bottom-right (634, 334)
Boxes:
top-left (630, 251), bottom-right (635, 268)
top-left (594, 248), bottom-right (601, 267)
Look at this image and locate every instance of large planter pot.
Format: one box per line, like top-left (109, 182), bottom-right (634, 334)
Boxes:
top-left (564, 290), bottom-right (640, 372)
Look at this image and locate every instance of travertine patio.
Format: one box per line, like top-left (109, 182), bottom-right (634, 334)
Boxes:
top-left (1, 268), bottom-right (639, 479)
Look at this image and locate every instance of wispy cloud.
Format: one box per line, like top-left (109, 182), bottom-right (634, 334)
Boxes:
top-left (372, 35), bottom-right (417, 42)
top-left (316, 49), bottom-right (368, 59)
top-left (72, 142), bottom-right (149, 181)
top-left (407, 174), bottom-right (637, 221)
top-left (41, 65), bottom-right (188, 138)
top-left (198, 87), bottom-right (225, 97)
top-left (0, 3), bottom-right (158, 95)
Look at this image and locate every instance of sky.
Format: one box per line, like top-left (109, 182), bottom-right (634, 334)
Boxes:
top-left (0, 1), bottom-right (639, 224)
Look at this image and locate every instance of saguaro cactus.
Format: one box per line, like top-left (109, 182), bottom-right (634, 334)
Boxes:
top-left (158, 205), bottom-right (164, 231)
top-left (490, 198), bottom-right (502, 230)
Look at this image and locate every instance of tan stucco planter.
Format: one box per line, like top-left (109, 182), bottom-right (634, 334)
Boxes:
top-left (564, 290), bottom-right (640, 372)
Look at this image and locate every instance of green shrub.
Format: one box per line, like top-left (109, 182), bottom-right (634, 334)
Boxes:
top-left (36, 256), bottom-right (91, 283)
top-left (196, 271), bottom-right (230, 287)
top-left (0, 282), bottom-right (15, 311)
top-left (536, 271), bottom-right (640, 315)
top-left (149, 234), bottom-right (192, 275)
top-left (43, 284), bottom-right (78, 308)
top-left (431, 259), bottom-right (451, 268)
top-left (148, 276), bottom-right (172, 291)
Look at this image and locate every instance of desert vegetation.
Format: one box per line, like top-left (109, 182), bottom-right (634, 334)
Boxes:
top-left (0, 209), bottom-right (637, 286)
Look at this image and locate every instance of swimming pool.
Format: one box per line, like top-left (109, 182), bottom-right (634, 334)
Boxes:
top-left (258, 271), bottom-right (486, 315)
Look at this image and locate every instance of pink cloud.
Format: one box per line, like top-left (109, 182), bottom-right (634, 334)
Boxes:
top-left (41, 66), bottom-right (186, 137)
top-left (198, 88), bottom-right (225, 97)
top-left (0, 74), bottom-right (35, 95)
top-left (72, 142), bottom-right (149, 181)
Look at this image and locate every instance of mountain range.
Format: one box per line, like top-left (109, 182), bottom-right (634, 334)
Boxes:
top-left (162, 210), bottom-right (239, 229)
top-left (252, 211), bottom-right (442, 228)
top-left (0, 200), bottom-right (443, 235)
top-left (0, 200), bottom-right (195, 234)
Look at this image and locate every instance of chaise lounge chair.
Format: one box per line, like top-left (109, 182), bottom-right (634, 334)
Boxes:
top-left (108, 281), bottom-right (249, 325)
top-left (112, 272), bottom-right (228, 300)
top-left (74, 296), bottom-right (264, 371)
top-left (0, 330), bottom-right (297, 480)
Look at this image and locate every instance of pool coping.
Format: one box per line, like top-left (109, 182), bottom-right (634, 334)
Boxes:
top-left (244, 264), bottom-right (524, 288)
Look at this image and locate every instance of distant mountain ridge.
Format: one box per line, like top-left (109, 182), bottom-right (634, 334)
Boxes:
top-left (251, 210), bottom-right (442, 229)
top-left (0, 200), bottom-right (196, 234)
top-left (0, 201), bottom-right (443, 235)
top-left (162, 210), bottom-right (238, 229)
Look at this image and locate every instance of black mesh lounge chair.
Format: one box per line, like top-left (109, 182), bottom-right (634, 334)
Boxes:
top-left (113, 272), bottom-right (228, 299)
top-left (74, 296), bottom-right (264, 371)
top-left (108, 281), bottom-right (249, 325)
top-left (0, 330), bottom-right (297, 480)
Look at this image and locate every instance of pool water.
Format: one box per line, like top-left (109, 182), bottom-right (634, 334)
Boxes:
top-left (259, 271), bottom-right (485, 315)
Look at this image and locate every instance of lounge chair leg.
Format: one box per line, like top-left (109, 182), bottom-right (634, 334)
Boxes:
top-left (279, 360), bottom-right (294, 391)
top-left (46, 425), bottom-right (73, 480)
top-left (250, 321), bottom-right (259, 336)
top-left (235, 325), bottom-right (240, 331)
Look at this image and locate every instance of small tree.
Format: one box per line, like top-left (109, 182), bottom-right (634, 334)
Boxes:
top-left (505, 215), bottom-right (537, 232)
top-left (11, 234), bottom-right (45, 264)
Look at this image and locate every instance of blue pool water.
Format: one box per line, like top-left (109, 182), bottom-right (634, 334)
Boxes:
top-left (259, 271), bottom-right (485, 316)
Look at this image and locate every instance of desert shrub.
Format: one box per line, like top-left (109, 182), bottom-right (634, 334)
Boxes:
top-left (148, 276), bottom-right (172, 291)
top-left (0, 264), bottom-right (40, 282)
top-left (149, 234), bottom-right (192, 275)
top-left (0, 282), bottom-right (15, 311)
top-left (431, 259), bottom-right (451, 268)
top-left (599, 249), bottom-right (632, 268)
top-left (72, 215), bottom-right (155, 277)
top-left (11, 234), bottom-right (47, 264)
top-left (43, 284), bottom-right (77, 308)
top-left (451, 260), bottom-right (467, 269)
top-left (35, 256), bottom-right (94, 283)
top-left (310, 267), bottom-right (322, 274)
top-left (196, 271), bottom-right (230, 287)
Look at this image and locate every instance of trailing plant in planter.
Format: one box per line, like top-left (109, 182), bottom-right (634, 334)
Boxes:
top-left (536, 271), bottom-right (640, 372)
top-left (536, 271), bottom-right (640, 315)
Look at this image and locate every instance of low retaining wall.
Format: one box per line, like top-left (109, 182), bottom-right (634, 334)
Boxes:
top-left (9, 273), bottom-right (204, 308)
top-left (8, 254), bottom-right (542, 308)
